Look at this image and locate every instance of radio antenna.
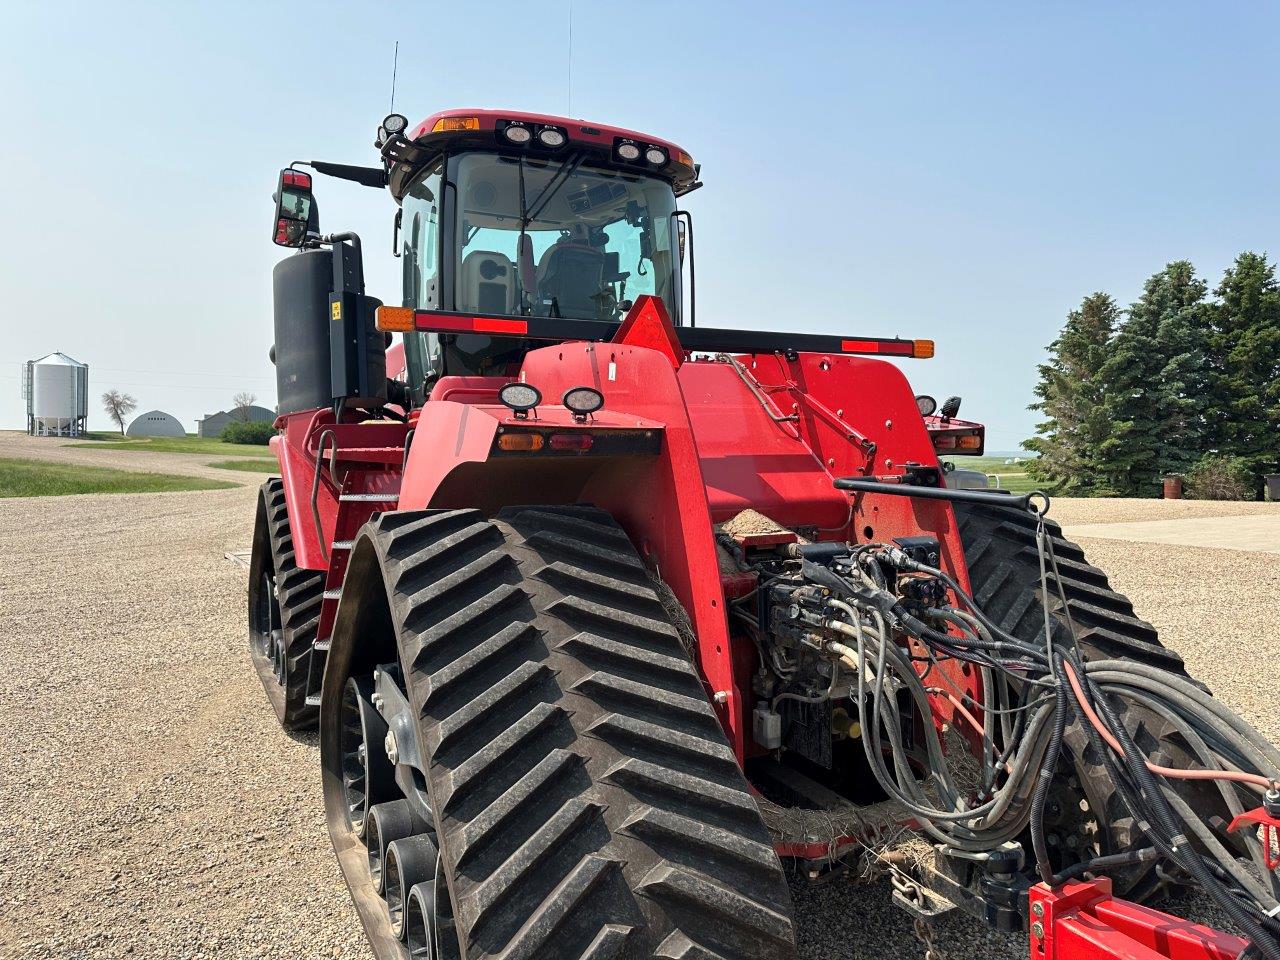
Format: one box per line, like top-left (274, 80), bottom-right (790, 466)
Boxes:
top-left (567, 0), bottom-right (573, 117)
top-left (389, 40), bottom-right (400, 114)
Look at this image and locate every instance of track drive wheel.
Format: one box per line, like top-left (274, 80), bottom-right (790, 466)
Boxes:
top-left (954, 499), bottom-right (1225, 899)
top-left (321, 505), bottom-right (796, 960)
top-left (248, 478), bottom-right (325, 730)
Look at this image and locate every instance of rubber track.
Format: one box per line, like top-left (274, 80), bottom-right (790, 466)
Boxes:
top-left (362, 505), bottom-right (795, 960)
top-left (952, 499), bottom-right (1203, 897)
top-left (255, 478), bottom-right (325, 729)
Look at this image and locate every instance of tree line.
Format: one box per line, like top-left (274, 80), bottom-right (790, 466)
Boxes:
top-left (1026, 252), bottom-right (1280, 498)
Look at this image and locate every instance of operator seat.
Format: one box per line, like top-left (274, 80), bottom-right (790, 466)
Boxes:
top-left (536, 240), bottom-right (606, 318)
top-left (459, 250), bottom-right (516, 315)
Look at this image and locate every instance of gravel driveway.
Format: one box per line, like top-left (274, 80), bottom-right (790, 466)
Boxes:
top-left (0, 471), bottom-right (1275, 960)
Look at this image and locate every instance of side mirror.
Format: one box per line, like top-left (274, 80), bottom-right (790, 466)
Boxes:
top-left (272, 169), bottom-right (315, 247)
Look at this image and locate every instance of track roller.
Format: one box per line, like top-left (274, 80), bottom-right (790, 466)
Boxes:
top-left (385, 835), bottom-right (439, 940)
top-left (405, 880), bottom-right (459, 960)
top-left (366, 801), bottom-right (429, 896)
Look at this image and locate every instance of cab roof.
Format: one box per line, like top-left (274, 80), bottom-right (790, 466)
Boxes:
top-left (382, 108), bottom-right (699, 201)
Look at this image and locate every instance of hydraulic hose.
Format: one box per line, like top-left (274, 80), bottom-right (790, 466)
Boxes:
top-left (1030, 652), bottom-right (1070, 884)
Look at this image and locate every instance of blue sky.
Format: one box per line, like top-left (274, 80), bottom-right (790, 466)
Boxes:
top-left (2, 1), bottom-right (1276, 449)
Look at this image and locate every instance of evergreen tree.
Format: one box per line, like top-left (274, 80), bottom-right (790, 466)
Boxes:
top-left (1146, 261), bottom-right (1212, 476)
top-left (1094, 262), bottom-right (1210, 495)
top-left (1025, 293), bottom-right (1117, 493)
top-left (1206, 252), bottom-right (1280, 486)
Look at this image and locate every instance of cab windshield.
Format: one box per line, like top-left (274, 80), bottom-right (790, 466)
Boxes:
top-left (452, 152), bottom-right (680, 323)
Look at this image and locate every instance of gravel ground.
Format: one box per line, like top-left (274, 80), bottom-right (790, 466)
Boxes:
top-left (1051, 496), bottom-right (1280, 526)
top-left (0, 456), bottom-right (1276, 959)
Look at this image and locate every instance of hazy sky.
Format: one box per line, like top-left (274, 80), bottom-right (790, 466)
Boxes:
top-left (2, 1), bottom-right (1276, 449)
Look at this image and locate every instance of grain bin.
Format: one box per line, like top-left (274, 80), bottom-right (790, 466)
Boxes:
top-left (23, 352), bottom-right (89, 437)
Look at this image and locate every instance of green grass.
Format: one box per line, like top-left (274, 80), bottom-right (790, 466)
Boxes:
top-left (985, 473), bottom-right (1043, 493)
top-left (953, 454), bottom-right (1034, 476)
top-left (68, 434), bottom-right (275, 458)
top-left (209, 459), bottom-right (279, 473)
top-left (941, 455), bottom-right (1045, 494)
top-left (0, 457), bottom-right (236, 498)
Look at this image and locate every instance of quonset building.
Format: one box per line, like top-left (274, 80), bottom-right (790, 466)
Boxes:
top-left (196, 405), bottom-right (275, 438)
top-left (126, 410), bottom-right (186, 437)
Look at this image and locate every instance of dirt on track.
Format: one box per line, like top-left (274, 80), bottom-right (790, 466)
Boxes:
top-left (0, 471), bottom-right (1276, 959)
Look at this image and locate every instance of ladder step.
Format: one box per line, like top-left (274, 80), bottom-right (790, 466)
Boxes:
top-left (339, 493), bottom-right (399, 502)
top-left (305, 693), bottom-right (322, 707)
top-left (323, 589), bottom-right (341, 600)
top-left (314, 638), bottom-right (331, 652)
top-left (332, 540), bottom-right (354, 550)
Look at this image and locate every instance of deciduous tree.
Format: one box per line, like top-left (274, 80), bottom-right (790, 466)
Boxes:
top-left (232, 392), bottom-right (257, 422)
top-left (101, 390), bottom-right (137, 436)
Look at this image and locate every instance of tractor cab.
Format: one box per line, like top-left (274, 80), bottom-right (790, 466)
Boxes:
top-left (386, 110), bottom-right (700, 400)
top-left (270, 109), bottom-right (700, 408)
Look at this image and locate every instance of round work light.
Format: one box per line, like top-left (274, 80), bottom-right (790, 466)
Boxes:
top-left (644, 147), bottom-right (668, 166)
top-left (498, 382), bottom-right (542, 417)
top-left (562, 386), bottom-right (604, 420)
top-left (538, 127), bottom-right (566, 148)
top-left (382, 113), bottom-right (409, 136)
top-left (504, 124), bottom-right (532, 144)
top-left (616, 141), bottom-right (641, 161)
top-left (915, 395), bottom-right (938, 417)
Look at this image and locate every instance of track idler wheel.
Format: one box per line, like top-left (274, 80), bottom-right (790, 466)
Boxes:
top-left (339, 675), bottom-right (396, 837)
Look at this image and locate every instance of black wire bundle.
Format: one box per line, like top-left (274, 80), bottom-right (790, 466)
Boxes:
top-left (821, 533), bottom-right (1280, 959)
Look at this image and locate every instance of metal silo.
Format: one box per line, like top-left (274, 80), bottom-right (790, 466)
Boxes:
top-left (23, 352), bottom-right (89, 437)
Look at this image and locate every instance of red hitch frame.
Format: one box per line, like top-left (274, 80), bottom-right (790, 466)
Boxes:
top-left (1028, 879), bottom-right (1248, 960)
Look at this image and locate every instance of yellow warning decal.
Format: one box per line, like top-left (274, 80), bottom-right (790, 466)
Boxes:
top-left (331, 300), bottom-right (342, 321)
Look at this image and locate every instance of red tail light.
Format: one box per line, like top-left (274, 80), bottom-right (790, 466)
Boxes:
top-left (548, 433), bottom-right (594, 451)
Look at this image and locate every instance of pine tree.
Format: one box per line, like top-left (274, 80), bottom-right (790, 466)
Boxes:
top-left (1146, 262), bottom-right (1212, 476)
top-left (1206, 252), bottom-right (1280, 487)
top-left (1094, 262), bottom-right (1210, 496)
top-left (1025, 293), bottom-right (1117, 493)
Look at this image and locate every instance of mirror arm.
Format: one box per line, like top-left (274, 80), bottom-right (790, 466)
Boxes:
top-left (309, 160), bottom-right (388, 189)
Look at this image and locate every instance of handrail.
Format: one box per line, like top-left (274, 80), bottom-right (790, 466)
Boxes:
top-left (311, 428), bottom-right (337, 564)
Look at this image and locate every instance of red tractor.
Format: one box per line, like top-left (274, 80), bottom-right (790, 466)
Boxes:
top-left (250, 108), bottom-right (1280, 960)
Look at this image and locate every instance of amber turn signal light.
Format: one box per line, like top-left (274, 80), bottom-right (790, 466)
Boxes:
top-left (912, 339), bottom-right (935, 359)
top-left (432, 116), bottom-right (480, 132)
top-left (496, 432), bottom-right (544, 452)
top-left (375, 306), bottom-right (416, 333)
